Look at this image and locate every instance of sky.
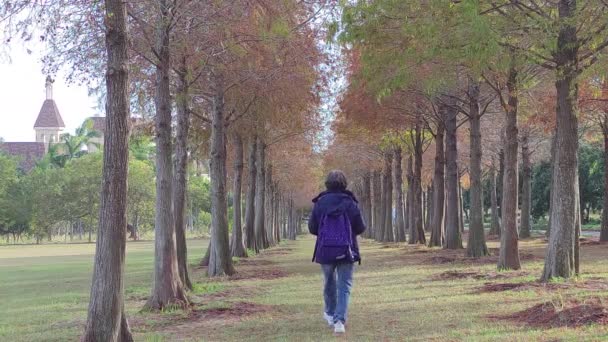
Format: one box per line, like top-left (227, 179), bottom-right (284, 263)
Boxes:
top-left (0, 45), bottom-right (100, 142)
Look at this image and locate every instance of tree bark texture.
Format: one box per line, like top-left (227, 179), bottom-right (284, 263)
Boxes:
top-left (254, 137), bottom-right (269, 250)
top-left (173, 56), bottom-right (192, 290)
top-left (466, 79), bottom-right (489, 257)
top-left (429, 119), bottom-right (445, 247)
top-left (83, 0), bottom-right (133, 339)
top-left (425, 185), bottom-right (433, 233)
top-left (230, 133), bottom-right (247, 257)
top-left (489, 162), bottom-right (501, 236)
top-left (498, 64), bottom-right (521, 271)
top-left (288, 196), bottom-right (297, 240)
top-left (407, 157), bottom-right (415, 244)
top-left (265, 165), bottom-right (275, 246)
top-left (542, 0), bottom-right (580, 280)
top-left (458, 181), bottom-right (465, 234)
top-left (146, 2), bottom-right (188, 309)
top-left (444, 103), bottom-right (462, 249)
top-left (520, 132), bottom-right (532, 239)
top-left (601, 121), bottom-right (608, 241)
top-left (207, 75), bottom-right (235, 277)
top-left (413, 124), bottom-right (426, 244)
top-left (382, 151), bottom-right (394, 242)
top-left (373, 171), bottom-right (383, 241)
top-left (244, 138), bottom-right (257, 251)
top-left (394, 148), bottom-right (406, 242)
top-left (361, 173), bottom-right (373, 239)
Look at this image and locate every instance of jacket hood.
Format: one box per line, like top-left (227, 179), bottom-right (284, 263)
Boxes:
top-left (312, 189), bottom-right (358, 204)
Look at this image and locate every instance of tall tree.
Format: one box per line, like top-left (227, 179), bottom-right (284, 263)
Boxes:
top-left (429, 115), bottom-right (446, 247)
top-left (498, 64), bottom-right (521, 270)
top-left (466, 78), bottom-right (489, 257)
top-left (394, 147), bottom-right (406, 242)
top-left (382, 151), bottom-right (394, 242)
top-left (173, 56), bottom-right (193, 290)
top-left (444, 97), bottom-right (463, 250)
top-left (244, 137), bottom-right (257, 251)
top-left (82, 0), bottom-right (133, 339)
top-left (145, 0), bottom-right (188, 309)
top-left (254, 137), bottom-right (269, 250)
top-left (230, 133), bottom-right (247, 257)
top-left (207, 73), bottom-right (235, 277)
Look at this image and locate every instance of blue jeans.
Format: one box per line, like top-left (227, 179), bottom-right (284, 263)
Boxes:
top-left (321, 262), bottom-right (354, 324)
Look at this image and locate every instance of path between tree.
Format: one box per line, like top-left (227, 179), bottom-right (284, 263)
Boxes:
top-left (137, 235), bottom-right (608, 341)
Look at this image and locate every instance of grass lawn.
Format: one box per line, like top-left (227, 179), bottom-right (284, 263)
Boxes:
top-left (1, 236), bottom-right (608, 341)
top-left (0, 239), bottom-right (208, 341)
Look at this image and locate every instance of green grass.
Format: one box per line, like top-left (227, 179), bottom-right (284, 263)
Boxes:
top-left (1, 236), bottom-right (608, 341)
top-left (0, 239), bottom-right (208, 341)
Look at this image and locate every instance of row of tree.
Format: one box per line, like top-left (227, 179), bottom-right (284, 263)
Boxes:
top-left (2, 1), bottom-right (328, 340)
top-left (324, 0), bottom-right (608, 284)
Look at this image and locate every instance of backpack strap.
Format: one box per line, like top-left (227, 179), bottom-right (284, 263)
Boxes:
top-left (343, 210), bottom-right (361, 265)
top-left (311, 213), bottom-right (326, 263)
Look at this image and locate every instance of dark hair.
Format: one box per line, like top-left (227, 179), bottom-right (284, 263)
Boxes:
top-left (325, 170), bottom-right (348, 191)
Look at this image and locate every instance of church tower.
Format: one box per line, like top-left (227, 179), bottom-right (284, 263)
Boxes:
top-left (34, 76), bottom-right (65, 151)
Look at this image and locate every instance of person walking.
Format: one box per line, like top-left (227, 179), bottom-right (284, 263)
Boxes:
top-left (308, 170), bottom-right (366, 334)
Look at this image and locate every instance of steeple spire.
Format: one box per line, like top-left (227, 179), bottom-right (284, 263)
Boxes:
top-left (45, 76), bottom-right (54, 100)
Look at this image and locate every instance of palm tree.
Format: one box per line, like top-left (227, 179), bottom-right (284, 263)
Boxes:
top-left (40, 119), bottom-right (102, 168)
top-left (60, 119), bottom-right (101, 159)
top-left (43, 143), bottom-right (69, 168)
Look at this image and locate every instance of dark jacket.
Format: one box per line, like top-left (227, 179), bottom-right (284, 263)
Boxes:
top-left (308, 190), bottom-right (366, 263)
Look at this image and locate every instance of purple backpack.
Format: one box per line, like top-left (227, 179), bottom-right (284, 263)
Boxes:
top-left (313, 209), bottom-right (356, 264)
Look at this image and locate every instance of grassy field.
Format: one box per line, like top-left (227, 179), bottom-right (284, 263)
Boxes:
top-left (0, 239), bottom-right (208, 341)
top-left (1, 236), bottom-right (607, 341)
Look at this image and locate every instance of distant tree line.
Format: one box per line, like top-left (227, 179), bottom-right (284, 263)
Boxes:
top-left (0, 137), bottom-right (213, 244)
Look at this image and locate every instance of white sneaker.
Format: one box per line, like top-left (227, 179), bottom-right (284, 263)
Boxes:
top-left (323, 312), bottom-right (334, 326)
top-left (334, 321), bottom-right (345, 334)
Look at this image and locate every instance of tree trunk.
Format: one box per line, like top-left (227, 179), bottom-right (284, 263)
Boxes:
top-left (207, 74), bottom-right (235, 277)
top-left (288, 196), bottom-right (297, 240)
top-left (145, 2), bottom-right (188, 309)
top-left (280, 198), bottom-right (287, 239)
top-left (498, 149), bottom-right (505, 217)
top-left (458, 181), bottom-right (465, 234)
top-left (274, 185), bottom-right (281, 243)
top-left (265, 164), bottom-right (274, 246)
top-left (425, 185), bottom-right (433, 233)
top-left (244, 138), bottom-right (257, 251)
top-left (466, 78), bottom-right (489, 257)
top-left (601, 122), bottom-right (608, 241)
top-left (498, 64), bottom-right (521, 271)
top-left (407, 156), bottom-right (415, 244)
top-left (254, 137), bottom-right (269, 250)
top-left (413, 123), bottom-right (426, 244)
top-left (173, 56), bottom-right (192, 290)
top-left (489, 161), bottom-right (501, 236)
top-left (444, 102), bottom-right (462, 249)
top-left (429, 119), bottom-right (445, 247)
top-left (362, 173), bottom-right (373, 239)
top-left (542, 0), bottom-right (579, 281)
top-left (83, 0), bottom-right (133, 338)
top-left (373, 171), bottom-right (383, 241)
top-left (230, 133), bottom-right (247, 258)
top-left (520, 132), bottom-right (532, 239)
top-left (394, 148), bottom-right (406, 242)
top-left (382, 151), bottom-right (394, 242)
top-left (546, 132), bottom-right (557, 238)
